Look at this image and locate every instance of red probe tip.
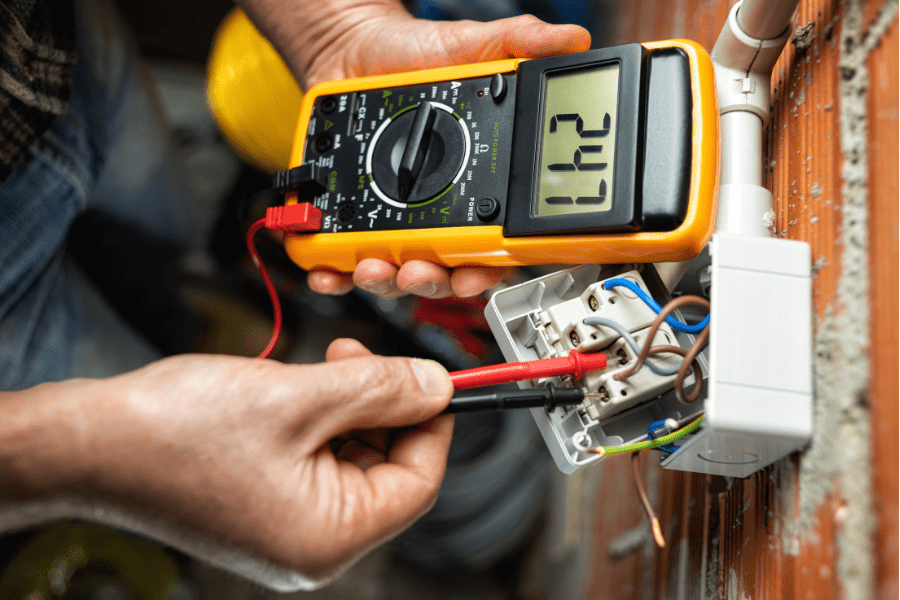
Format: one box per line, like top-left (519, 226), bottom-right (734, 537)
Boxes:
top-left (449, 350), bottom-right (608, 390)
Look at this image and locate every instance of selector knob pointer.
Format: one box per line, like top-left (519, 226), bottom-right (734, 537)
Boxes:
top-left (370, 100), bottom-right (465, 205)
top-left (397, 102), bottom-right (436, 204)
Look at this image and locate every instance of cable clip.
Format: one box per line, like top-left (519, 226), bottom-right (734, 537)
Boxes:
top-left (647, 418), bottom-right (682, 453)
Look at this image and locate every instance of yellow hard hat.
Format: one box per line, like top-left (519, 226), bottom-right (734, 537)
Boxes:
top-left (206, 8), bottom-right (303, 174)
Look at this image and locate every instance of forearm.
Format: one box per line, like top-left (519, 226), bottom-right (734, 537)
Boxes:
top-left (0, 377), bottom-right (317, 590)
top-left (235, 0), bottom-right (411, 89)
top-left (0, 369), bottom-right (318, 590)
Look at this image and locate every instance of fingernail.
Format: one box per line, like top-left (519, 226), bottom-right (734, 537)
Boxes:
top-left (361, 279), bottom-right (392, 295)
top-left (410, 359), bottom-right (452, 397)
top-left (408, 282), bottom-right (438, 297)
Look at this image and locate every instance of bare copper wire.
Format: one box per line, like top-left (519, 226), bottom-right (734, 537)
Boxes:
top-left (631, 452), bottom-right (665, 548)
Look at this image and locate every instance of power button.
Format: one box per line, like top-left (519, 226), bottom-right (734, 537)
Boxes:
top-left (475, 197), bottom-right (501, 222)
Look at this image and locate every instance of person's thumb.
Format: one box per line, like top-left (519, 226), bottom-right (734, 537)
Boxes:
top-left (437, 14), bottom-right (591, 64)
top-left (294, 355), bottom-right (453, 443)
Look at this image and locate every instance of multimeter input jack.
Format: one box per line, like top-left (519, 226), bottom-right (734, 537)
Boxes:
top-left (336, 202), bottom-right (357, 224)
top-left (319, 96), bottom-right (338, 115)
top-left (314, 133), bottom-right (333, 153)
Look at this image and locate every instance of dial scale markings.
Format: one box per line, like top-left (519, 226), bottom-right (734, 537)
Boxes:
top-left (303, 75), bottom-right (515, 233)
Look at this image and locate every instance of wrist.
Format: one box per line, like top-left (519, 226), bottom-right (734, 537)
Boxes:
top-left (0, 379), bottom-right (102, 502)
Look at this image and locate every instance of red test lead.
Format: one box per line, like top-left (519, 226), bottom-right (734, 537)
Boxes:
top-left (246, 203), bottom-right (322, 359)
top-left (450, 350), bottom-right (608, 390)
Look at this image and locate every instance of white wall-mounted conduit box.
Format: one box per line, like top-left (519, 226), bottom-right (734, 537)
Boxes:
top-left (659, 233), bottom-right (813, 477)
top-left (484, 232), bottom-right (812, 477)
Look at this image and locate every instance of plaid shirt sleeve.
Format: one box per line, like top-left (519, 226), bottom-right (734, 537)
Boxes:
top-left (0, 0), bottom-right (77, 182)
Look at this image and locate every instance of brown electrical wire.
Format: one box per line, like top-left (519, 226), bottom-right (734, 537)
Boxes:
top-left (631, 452), bottom-right (665, 548)
top-left (613, 295), bottom-right (709, 379)
top-left (674, 327), bottom-right (709, 404)
top-left (613, 295), bottom-right (711, 404)
top-left (645, 345), bottom-right (704, 403)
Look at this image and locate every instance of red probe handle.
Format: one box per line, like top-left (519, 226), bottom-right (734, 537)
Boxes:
top-left (450, 350), bottom-right (608, 390)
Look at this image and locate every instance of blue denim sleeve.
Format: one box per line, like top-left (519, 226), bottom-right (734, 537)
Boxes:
top-left (0, 0), bottom-right (198, 389)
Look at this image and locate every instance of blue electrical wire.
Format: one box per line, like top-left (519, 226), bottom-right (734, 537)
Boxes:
top-left (647, 419), bottom-right (680, 453)
top-left (602, 278), bottom-right (710, 333)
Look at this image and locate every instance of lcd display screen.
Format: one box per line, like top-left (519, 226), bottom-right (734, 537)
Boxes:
top-left (535, 64), bottom-right (620, 217)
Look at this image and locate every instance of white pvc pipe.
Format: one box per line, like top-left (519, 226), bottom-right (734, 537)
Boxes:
top-left (736, 0), bottom-right (801, 40)
top-left (716, 111), bottom-right (773, 236)
top-left (719, 111), bottom-right (763, 187)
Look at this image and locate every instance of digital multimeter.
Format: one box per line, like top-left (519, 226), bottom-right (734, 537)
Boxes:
top-left (282, 40), bottom-right (718, 272)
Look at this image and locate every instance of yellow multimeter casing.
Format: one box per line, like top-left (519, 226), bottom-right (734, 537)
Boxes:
top-left (283, 39), bottom-right (718, 273)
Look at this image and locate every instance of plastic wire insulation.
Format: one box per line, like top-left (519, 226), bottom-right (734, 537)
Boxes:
top-left (674, 326), bottom-right (709, 404)
top-left (587, 415), bottom-right (704, 456)
top-left (246, 218), bottom-right (282, 359)
top-left (581, 317), bottom-right (681, 376)
top-left (645, 344), bottom-right (705, 404)
top-left (614, 295), bottom-right (711, 386)
top-left (602, 278), bottom-right (710, 333)
top-left (449, 350), bottom-right (607, 390)
top-left (631, 453), bottom-right (665, 548)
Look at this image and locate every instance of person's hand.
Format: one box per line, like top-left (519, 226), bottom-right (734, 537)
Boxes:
top-left (66, 341), bottom-right (454, 583)
top-left (237, 0), bottom-right (591, 298)
top-left (293, 6), bottom-right (592, 91)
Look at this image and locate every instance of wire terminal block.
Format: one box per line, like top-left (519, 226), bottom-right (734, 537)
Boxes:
top-left (485, 265), bottom-right (706, 473)
top-left (529, 273), bottom-right (683, 422)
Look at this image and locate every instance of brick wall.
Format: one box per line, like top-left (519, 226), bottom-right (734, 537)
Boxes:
top-left (581, 1), bottom-right (898, 598)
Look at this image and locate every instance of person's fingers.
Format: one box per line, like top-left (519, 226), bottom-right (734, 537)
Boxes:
top-left (352, 259), bottom-right (404, 297)
top-left (351, 429), bottom-right (391, 454)
top-left (449, 266), bottom-right (507, 297)
top-left (396, 261), bottom-right (453, 298)
top-left (294, 355), bottom-right (453, 445)
top-left (329, 429), bottom-right (391, 456)
top-left (335, 439), bottom-right (387, 471)
top-left (357, 414), bottom-right (455, 540)
top-left (437, 15), bottom-right (591, 64)
top-left (326, 338), bottom-right (374, 362)
top-left (308, 269), bottom-right (355, 295)
top-left (493, 15), bottom-right (591, 58)
top-left (321, 262), bottom-right (504, 298)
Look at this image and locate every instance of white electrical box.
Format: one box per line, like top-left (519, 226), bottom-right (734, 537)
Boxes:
top-left (483, 234), bottom-right (813, 477)
top-left (484, 264), bottom-right (706, 474)
top-left (660, 233), bottom-right (813, 477)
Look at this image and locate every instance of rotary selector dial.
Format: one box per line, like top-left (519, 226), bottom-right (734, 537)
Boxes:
top-left (368, 101), bottom-right (469, 207)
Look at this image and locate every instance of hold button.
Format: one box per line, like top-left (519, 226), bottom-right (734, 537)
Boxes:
top-left (475, 197), bottom-right (501, 222)
top-left (490, 73), bottom-right (507, 102)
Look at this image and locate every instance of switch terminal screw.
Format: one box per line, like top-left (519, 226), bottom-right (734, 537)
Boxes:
top-left (573, 432), bottom-right (592, 451)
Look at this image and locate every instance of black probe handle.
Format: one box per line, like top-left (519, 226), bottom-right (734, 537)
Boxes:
top-left (445, 387), bottom-right (585, 413)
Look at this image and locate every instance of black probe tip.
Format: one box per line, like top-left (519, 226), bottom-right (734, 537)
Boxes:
top-left (445, 386), bottom-right (586, 413)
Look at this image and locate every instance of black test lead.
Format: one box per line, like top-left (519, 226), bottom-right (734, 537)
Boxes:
top-left (445, 385), bottom-right (599, 413)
